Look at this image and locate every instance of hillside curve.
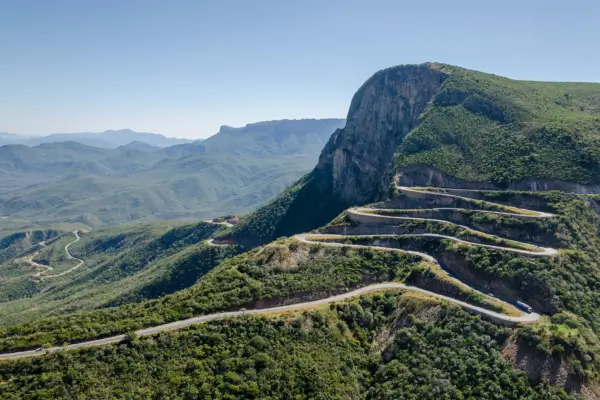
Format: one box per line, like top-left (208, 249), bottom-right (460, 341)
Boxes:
top-left (296, 185), bottom-right (559, 317)
top-left (37, 230), bottom-right (84, 280)
top-left (0, 186), bottom-right (556, 360)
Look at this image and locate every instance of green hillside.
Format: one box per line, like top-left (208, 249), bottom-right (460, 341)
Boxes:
top-left (2, 65), bottom-right (600, 397)
top-left (0, 221), bottom-right (239, 326)
top-left (0, 294), bottom-right (569, 399)
top-left (2, 187), bottom-right (600, 395)
top-left (0, 229), bottom-right (59, 264)
top-left (396, 65), bottom-right (600, 186)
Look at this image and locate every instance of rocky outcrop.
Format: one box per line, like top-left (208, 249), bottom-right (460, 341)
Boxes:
top-left (316, 64), bottom-right (448, 205)
top-left (227, 64), bottom-right (451, 246)
top-left (501, 337), bottom-right (600, 399)
top-left (316, 62), bottom-right (600, 205)
top-left (399, 165), bottom-right (600, 194)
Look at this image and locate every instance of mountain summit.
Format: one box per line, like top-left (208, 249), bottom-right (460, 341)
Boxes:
top-left (228, 62), bottom-right (600, 246)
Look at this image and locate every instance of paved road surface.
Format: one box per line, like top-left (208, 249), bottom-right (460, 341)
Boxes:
top-left (204, 219), bottom-right (234, 227)
top-left (0, 186), bottom-right (552, 360)
top-left (0, 282), bottom-right (540, 360)
top-left (396, 186), bottom-right (554, 218)
top-left (345, 209), bottom-right (557, 256)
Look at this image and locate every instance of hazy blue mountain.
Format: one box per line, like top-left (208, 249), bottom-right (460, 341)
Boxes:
top-left (0, 118), bottom-right (345, 228)
top-left (0, 133), bottom-right (29, 147)
top-left (201, 118), bottom-right (345, 157)
top-left (161, 118), bottom-right (345, 158)
top-left (29, 129), bottom-right (193, 148)
top-left (0, 129), bottom-right (193, 149)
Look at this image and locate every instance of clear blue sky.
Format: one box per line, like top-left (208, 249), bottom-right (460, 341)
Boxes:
top-left (1, 0), bottom-right (598, 139)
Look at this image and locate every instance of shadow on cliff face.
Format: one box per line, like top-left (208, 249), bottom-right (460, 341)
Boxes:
top-left (226, 65), bottom-right (449, 248)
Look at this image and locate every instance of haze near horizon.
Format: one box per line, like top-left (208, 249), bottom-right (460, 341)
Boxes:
top-left (1, 0), bottom-right (599, 139)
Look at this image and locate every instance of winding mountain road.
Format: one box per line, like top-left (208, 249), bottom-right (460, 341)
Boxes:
top-left (34, 231), bottom-right (84, 280)
top-left (205, 238), bottom-right (221, 246)
top-left (207, 185), bottom-right (555, 326)
top-left (295, 185), bottom-right (557, 319)
top-left (0, 281), bottom-right (540, 361)
top-left (204, 219), bottom-right (234, 228)
top-left (20, 241), bottom-right (50, 277)
top-left (204, 220), bottom-right (235, 246)
top-left (0, 187), bottom-right (556, 360)
top-left (344, 209), bottom-right (557, 256)
top-left (395, 186), bottom-right (555, 218)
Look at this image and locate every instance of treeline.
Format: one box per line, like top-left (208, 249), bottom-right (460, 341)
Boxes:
top-left (0, 293), bottom-right (574, 399)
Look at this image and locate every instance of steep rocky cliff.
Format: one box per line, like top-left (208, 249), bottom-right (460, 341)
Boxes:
top-left (228, 63), bottom-right (449, 246)
top-left (317, 63), bottom-right (448, 204)
top-left (228, 62), bottom-right (600, 246)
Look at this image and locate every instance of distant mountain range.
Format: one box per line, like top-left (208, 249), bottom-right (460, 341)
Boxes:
top-left (0, 118), bottom-right (345, 230)
top-left (0, 129), bottom-right (193, 149)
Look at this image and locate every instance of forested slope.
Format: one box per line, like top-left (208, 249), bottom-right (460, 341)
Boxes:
top-left (0, 221), bottom-right (239, 326)
top-left (0, 293), bottom-right (576, 399)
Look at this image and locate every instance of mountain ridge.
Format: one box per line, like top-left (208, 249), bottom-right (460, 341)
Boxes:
top-left (0, 118), bottom-right (345, 229)
top-left (0, 129), bottom-right (193, 149)
top-left (225, 62), bottom-right (600, 247)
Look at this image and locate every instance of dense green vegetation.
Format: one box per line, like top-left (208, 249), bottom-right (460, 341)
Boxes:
top-left (311, 188), bottom-right (600, 383)
top-left (3, 190), bottom-right (600, 361)
top-left (441, 192), bottom-right (600, 334)
top-left (0, 293), bottom-right (573, 399)
top-left (0, 240), bottom-right (432, 351)
top-left (396, 65), bottom-right (600, 185)
top-left (0, 229), bottom-right (74, 303)
top-left (517, 313), bottom-right (600, 381)
top-left (106, 243), bottom-right (240, 306)
top-left (2, 186), bottom-right (600, 395)
top-left (352, 191), bottom-right (600, 332)
top-left (0, 221), bottom-right (238, 326)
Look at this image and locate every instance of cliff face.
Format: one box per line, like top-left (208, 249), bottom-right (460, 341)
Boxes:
top-left (227, 64), bottom-right (450, 246)
top-left (230, 62), bottom-right (600, 246)
top-left (398, 164), bottom-right (600, 194)
top-left (316, 64), bottom-right (448, 205)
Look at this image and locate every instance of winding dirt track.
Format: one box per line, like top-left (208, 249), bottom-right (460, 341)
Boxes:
top-left (204, 220), bottom-right (234, 246)
top-left (22, 242), bottom-right (50, 277)
top-left (0, 187), bottom-right (556, 360)
top-left (34, 231), bottom-right (84, 280)
top-left (203, 219), bottom-right (234, 228)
